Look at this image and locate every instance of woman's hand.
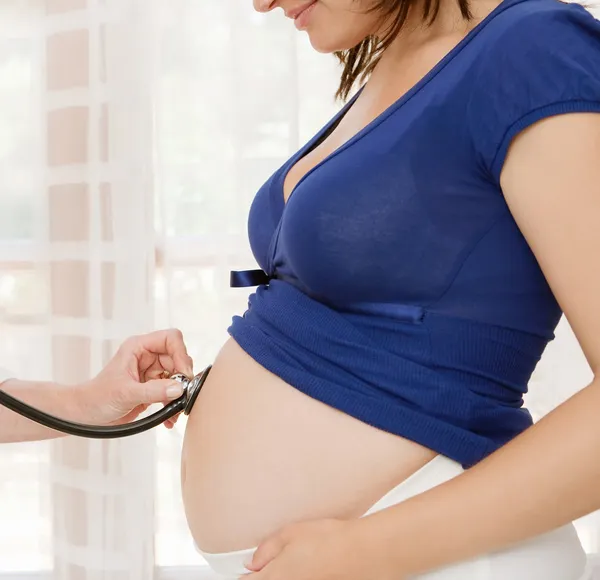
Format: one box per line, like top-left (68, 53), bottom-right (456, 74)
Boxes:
top-left (73, 328), bottom-right (194, 428)
top-left (245, 518), bottom-right (401, 580)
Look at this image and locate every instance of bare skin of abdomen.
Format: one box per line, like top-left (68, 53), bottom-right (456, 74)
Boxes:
top-left (181, 338), bottom-right (437, 554)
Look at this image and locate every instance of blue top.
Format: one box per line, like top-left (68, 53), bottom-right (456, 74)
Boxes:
top-left (228, 0), bottom-right (600, 468)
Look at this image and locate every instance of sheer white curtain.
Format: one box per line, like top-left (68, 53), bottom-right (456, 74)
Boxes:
top-left (0, 0), bottom-right (598, 578)
top-left (1, 0), bottom-right (158, 577)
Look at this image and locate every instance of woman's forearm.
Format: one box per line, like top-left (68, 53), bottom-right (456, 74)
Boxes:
top-left (0, 378), bottom-right (78, 442)
top-left (360, 377), bottom-right (600, 576)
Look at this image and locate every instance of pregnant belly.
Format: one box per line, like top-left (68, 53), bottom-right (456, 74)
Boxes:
top-left (180, 338), bottom-right (436, 554)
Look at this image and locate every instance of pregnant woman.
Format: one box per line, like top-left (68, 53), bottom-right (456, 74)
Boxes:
top-left (180, 0), bottom-right (600, 578)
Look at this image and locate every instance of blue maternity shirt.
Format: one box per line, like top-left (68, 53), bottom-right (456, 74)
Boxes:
top-left (228, 0), bottom-right (600, 468)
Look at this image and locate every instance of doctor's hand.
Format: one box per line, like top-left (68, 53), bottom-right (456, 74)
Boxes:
top-left (245, 518), bottom-right (403, 580)
top-left (73, 329), bottom-right (194, 429)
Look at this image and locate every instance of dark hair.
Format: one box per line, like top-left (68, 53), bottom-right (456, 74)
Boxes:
top-left (334, 0), bottom-right (472, 100)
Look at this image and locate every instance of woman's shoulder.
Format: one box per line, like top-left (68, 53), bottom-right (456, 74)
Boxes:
top-left (468, 0), bottom-right (600, 124)
top-left (476, 0), bottom-right (600, 65)
top-left (464, 0), bottom-right (600, 182)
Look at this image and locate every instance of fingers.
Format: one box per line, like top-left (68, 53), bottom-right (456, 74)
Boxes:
top-left (158, 353), bottom-right (191, 378)
top-left (146, 329), bottom-right (194, 376)
top-left (121, 329), bottom-right (194, 380)
top-left (246, 568), bottom-right (269, 579)
top-left (246, 527), bottom-right (293, 573)
top-left (163, 411), bottom-right (182, 429)
top-left (141, 358), bottom-right (172, 383)
top-left (114, 404), bottom-right (148, 425)
top-left (119, 378), bottom-right (185, 407)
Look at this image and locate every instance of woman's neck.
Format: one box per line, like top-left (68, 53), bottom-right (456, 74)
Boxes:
top-left (379, 0), bottom-right (504, 60)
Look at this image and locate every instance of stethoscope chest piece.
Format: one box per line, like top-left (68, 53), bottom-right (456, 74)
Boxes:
top-left (0, 364), bottom-right (213, 439)
top-left (169, 364), bottom-right (212, 416)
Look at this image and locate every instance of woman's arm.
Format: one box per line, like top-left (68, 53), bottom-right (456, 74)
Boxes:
top-left (363, 376), bottom-right (600, 576)
top-left (357, 111), bottom-right (600, 576)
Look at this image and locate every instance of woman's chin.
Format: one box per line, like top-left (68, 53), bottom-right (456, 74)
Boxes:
top-left (306, 31), bottom-right (354, 54)
top-left (304, 22), bottom-right (372, 54)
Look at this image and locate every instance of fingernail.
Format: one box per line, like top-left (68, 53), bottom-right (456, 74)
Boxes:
top-left (166, 382), bottom-right (184, 399)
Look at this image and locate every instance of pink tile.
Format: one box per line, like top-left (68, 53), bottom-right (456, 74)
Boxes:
top-left (100, 183), bottom-right (113, 241)
top-left (47, 107), bottom-right (89, 166)
top-left (46, 0), bottom-right (87, 14)
top-left (51, 261), bottom-right (89, 317)
top-left (49, 183), bottom-right (90, 241)
top-left (51, 335), bottom-right (91, 384)
top-left (47, 30), bottom-right (89, 90)
top-left (101, 262), bottom-right (115, 320)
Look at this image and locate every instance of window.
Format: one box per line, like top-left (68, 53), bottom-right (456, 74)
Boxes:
top-left (0, 1), bottom-right (340, 576)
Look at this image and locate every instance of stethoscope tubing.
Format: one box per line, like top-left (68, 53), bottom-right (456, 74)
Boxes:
top-left (0, 388), bottom-right (185, 439)
top-left (0, 365), bottom-right (211, 439)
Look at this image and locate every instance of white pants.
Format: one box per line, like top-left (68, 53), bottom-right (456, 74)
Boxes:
top-left (196, 454), bottom-right (592, 579)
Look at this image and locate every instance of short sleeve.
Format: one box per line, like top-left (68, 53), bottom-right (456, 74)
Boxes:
top-left (468, 2), bottom-right (600, 184)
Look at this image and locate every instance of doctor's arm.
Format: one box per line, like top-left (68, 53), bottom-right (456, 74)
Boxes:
top-left (0, 328), bottom-right (194, 444)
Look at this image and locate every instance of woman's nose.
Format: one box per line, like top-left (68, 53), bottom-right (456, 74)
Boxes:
top-left (253, 0), bottom-right (278, 12)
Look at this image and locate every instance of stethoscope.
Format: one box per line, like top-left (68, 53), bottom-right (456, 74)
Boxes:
top-left (0, 266), bottom-right (266, 439)
top-left (0, 365), bottom-right (212, 439)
